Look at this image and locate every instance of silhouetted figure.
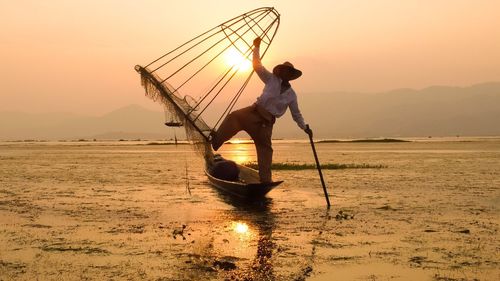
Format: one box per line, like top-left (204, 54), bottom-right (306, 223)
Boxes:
top-left (211, 37), bottom-right (312, 183)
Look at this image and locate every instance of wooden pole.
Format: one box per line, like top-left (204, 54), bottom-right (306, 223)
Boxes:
top-left (307, 130), bottom-right (331, 208)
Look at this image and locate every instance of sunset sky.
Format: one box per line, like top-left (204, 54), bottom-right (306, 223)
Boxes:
top-left (1, 0), bottom-right (499, 115)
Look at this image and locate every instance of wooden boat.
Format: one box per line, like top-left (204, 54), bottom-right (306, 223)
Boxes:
top-left (205, 163), bottom-right (283, 199)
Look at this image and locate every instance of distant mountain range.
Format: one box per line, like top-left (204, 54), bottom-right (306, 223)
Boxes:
top-left (276, 81), bottom-right (500, 138)
top-left (1, 82), bottom-right (499, 140)
top-left (0, 105), bottom-right (168, 140)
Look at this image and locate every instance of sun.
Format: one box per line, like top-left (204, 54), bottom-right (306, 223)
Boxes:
top-left (224, 47), bottom-right (251, 72)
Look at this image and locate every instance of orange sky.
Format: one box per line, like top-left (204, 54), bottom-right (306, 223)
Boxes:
top-left (1, 0), bottom-right (499, 114)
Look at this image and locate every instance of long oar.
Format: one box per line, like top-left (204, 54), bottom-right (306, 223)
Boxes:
top-left (306, 126), bottom-right (331, 207)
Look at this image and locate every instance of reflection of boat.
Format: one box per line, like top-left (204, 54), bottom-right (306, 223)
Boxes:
top-left (211, 190), bottom-right (276, 279)
top-left (205, 163), bottom-right (283, 199)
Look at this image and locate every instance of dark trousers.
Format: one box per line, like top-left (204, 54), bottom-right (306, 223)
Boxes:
top-left (212, 105), bottom-right (274, 183)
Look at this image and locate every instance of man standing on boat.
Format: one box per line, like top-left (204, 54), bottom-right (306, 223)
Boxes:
top-left (210, 37), bottom-right (311, 183)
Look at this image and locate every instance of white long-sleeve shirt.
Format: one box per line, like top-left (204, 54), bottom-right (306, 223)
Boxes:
top-left (253, 46), bottom-right (307, 130)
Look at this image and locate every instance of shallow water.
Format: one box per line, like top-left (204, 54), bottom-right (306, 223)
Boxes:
top-left (0, 139), bottom-right (499, 280)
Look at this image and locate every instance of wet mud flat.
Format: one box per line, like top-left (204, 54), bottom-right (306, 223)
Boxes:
top-left (0, 140), bottom-right (499, 280)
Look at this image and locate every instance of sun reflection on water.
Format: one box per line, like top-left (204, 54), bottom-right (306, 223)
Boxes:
top-left (234, 222), bottom-right (249, 234)
top-left (230, 143), bottom-right (253, 164)
top-left (231, 221), bottom-right (253, 240)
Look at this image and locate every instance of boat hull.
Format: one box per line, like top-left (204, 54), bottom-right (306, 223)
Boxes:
top-left (205, 164), bottom-right (282, 199)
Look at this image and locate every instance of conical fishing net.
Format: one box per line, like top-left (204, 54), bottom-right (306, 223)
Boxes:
top-left (135, 7), bottom-right (280, 163)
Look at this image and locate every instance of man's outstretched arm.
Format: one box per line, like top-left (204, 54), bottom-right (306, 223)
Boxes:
top-left (253, 37), bottom-right (272, 83)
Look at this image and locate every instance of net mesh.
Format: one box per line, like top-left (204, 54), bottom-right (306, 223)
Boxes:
top-left (136, 66), bottom-right (213, 161)
top-left (135, 7), bottom-right (280, 164)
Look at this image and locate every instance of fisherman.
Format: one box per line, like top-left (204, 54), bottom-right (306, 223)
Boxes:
top-left (210, 37), bottom-right (312, 183)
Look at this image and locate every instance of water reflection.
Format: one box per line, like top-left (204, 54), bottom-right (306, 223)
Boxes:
top-left (226, 143), bottom-right (253, 164)
top-left (215, 192), bottom-right (276, 280)
top-left (233, 222), bottom-right (250, 235)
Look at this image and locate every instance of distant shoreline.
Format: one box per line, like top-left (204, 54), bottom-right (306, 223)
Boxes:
top-left (317, 138), bottom-right (411, 143)
top-left (1, 136), bottom-right (500, 145)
